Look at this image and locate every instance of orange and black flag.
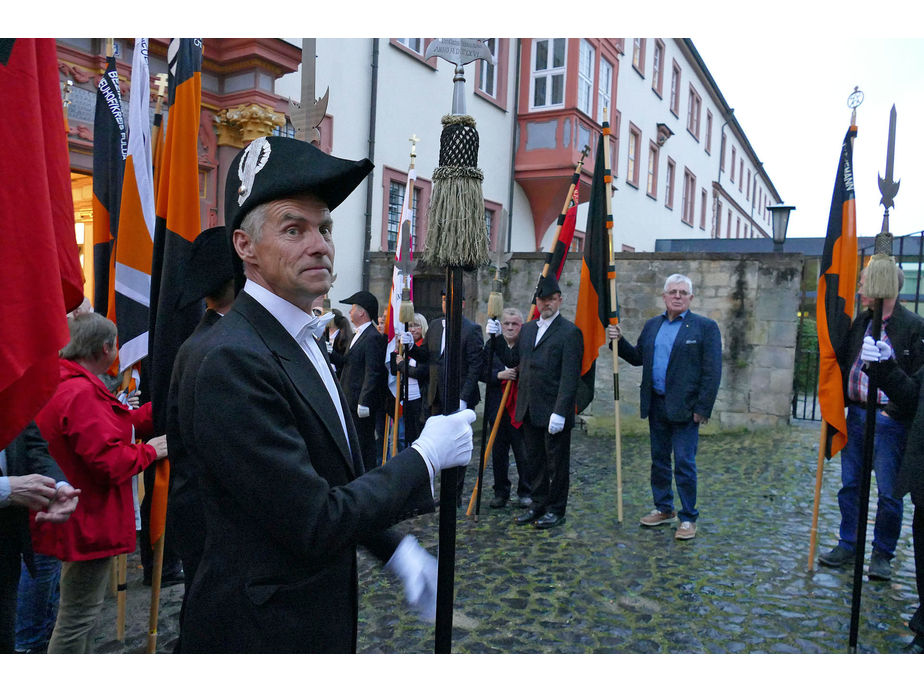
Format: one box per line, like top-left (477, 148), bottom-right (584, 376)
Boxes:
top-left (148, 38), bottom-right (203, 543)
top-left (547, 181), bottom-right (579, 281)
top-left (816, 125), bottom-right (858, 459)
top-left (574, 132), bottom-right (617, 414)
top-left (91, 55), bottom-right (127, 317)
top-left (0, 38), bottom-right (84, 449)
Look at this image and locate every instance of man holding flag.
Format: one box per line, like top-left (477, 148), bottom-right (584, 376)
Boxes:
top-left (608, 274), bottom-right (721, 540)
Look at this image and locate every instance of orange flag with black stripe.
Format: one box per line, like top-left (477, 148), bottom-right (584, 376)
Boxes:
top-left (816, 125), bottom-right (858, 459)
top-left (574, 132), bottom-right (616, 413)
top-left (147, 38), bottom-right (204, 543)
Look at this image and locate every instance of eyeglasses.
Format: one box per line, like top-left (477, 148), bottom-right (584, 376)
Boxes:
top-left (665, 290), bottom-right (690, 297)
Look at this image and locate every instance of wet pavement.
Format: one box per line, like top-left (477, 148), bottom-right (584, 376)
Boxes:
top-left (85, 419), bottom-right (919, 655)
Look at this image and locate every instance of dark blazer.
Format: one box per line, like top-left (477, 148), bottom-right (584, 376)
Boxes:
top-left (480, 337), bottom-right (512, 420)
top-left (838, 302), bottom-right (924, 421)
top-left (868, 359), bottom-right (924, 498)
top-left (1, 422), bottom-right (67, 575)
top-left (617, 310), bottom-right (722, 422)
top-left (170, 291), bottom-right (434, 653)
top-left (409, 315), bottom-right (483, 411)
top-left (340, 323), bottom-right (388, 413)
top-left (501, 314), bottom-right (583, 428)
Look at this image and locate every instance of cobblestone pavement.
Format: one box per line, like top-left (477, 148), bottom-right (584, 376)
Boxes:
top-left (84, 420), bottom-right (919, 655)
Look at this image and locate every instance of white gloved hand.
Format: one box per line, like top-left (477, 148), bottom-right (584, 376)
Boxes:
top-left (412, 408), bottom-right (476, 476)
top-left (400, 331), bottom-right (413, 345)
top-left (357, 405), bottom-right (370, 418)
top-left (860, 335), bottom-right (893, 363)
top-left (548, 413), bottom-right (565, 435)
top-left (486, 318), bottom-right (501, 336)
top-left (384, 535), bottom-right (437, 623)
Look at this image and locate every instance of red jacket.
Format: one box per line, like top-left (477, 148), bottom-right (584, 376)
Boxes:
top-left (31, 359), bottom-right (157, 561)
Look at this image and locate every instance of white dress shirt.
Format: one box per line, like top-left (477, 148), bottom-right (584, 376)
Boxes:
top-left (534, 310), bottom-right (560, 345)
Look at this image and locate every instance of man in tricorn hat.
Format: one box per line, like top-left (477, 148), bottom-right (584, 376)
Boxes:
top-left (489, 274), bottom-right (582, 529)
top-left (169, 136), bottom-right (475, 653)
top-left (339, 289), bottom-right (387, 472)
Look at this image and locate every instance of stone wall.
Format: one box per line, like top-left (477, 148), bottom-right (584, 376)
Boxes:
top-left (368, 251), bottom-right (804, 431)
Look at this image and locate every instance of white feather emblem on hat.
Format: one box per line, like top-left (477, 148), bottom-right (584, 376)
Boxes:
top-left (237, 137), bottom-right (272, 205)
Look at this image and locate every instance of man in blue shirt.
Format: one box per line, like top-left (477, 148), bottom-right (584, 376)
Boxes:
top-left (609, 274), bottom-right (722, 540)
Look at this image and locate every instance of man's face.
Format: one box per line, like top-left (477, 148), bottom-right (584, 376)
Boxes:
top-left (536, 292), bottom-right (562, 320)
top-left (501, 315), bottom-right (523, 340)
top-left (233, 194), bottom-right (334, 312)
top-left (349, 304), bottom-right (368, 327)
top-left (662, 281), bottom-right (693, 319)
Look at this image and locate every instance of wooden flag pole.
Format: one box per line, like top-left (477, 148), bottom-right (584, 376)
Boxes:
top-left (146, 534), bottom-right (165, 653)
top-left (115, 553), bottom-right (127, 641)
top-left (601, 110), bottom-right (623, 523)
top-left (381, 414), bottom-right (391, 465)
top-left (807, 421), bottom-right (828, 571)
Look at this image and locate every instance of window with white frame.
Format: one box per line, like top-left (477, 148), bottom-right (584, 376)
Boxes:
top-left (479, 38), bottom-right (498, 99)
top-left (652, 40), bottom-right (665, 96)
top-left (715, 200), bottom-right (723, 238)
top-left (687, 86), bottom-right (701, 139)
top-left (670, 62), bottom-right (681, 115)
top-left (705, 110), bottom-right (713, 154)
top-left (597, 57), bottom-right (613, 122)
top-left (730, 147), bottom-right (736, 182)
top-left (395, 38), bottom-right (423, 54)
top-left (386, 180), bottom-right (418, 252)
top-left (681, 169), bottom-right (696, 225)
top-left (531, 38), bottom-right (566, 109)
top-left (631, 38), bottom-right (646, 75)
top-left (700, 188), bottom-right (707, 229)
top-left (627, 124), bottom-right (641, 187)
top-left (665, 158), bottom-right (676, 208)
top-left (577, 40), bottom-right (595, 116)
top-left (647, 142), bottom-right (659, 198)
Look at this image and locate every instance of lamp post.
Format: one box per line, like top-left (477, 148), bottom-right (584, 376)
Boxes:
top-left (768, 203), bottom-right (795, 252)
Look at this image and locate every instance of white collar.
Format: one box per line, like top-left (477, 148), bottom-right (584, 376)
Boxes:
top-left (537, 310), bottom-right (560, 328)
top-left (242, 280), bottom-right (332, 341)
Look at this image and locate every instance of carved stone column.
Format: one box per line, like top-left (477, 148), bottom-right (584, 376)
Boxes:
top-left (215, 103), bottom-right (285, 148)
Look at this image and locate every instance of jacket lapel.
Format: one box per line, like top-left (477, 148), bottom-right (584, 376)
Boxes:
top-left (535, 314), bottom-right (562, 349)
top-left (235, 294), bottom-right (356, 477)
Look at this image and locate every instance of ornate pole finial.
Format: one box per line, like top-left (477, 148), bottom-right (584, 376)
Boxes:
top-left (409, 133), bottom-right (419, 161)
top-left (847, 86), bottom-right (864, 127)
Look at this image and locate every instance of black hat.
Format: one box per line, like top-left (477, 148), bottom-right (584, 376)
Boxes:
top-left (224, 136), bottom-right (373, 291)
top-left (340, 290), bottom-right (378, 320)
top-left (536, 275), bottom-right (561, 298)
top-left (179, 226), bottom-right (234, 308)
top-left (225, 136), bottom-right (373, 234)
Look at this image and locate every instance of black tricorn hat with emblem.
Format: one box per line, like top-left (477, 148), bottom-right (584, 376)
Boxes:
top-left (536, 274), bottom-right (562, 298)
top-left (179, 225), bottom-right (235, 308)
top-left (224, 136), bottom-right (373, 290)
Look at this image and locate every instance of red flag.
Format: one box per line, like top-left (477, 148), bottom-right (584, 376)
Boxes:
top-left (0, 38), bottom-right (84, 449)
top-left (147, 38), bottom-right (203, 543)
top-left (817, 126), bottom-right (858, 459)
top-left (574, 130), bottom-right (616, 413)
top-left (547, 182), bottom-right (579, 280)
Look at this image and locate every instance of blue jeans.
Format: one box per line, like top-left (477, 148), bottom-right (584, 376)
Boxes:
top-left (15, 553), bottom-right (60, 652)
top-left (648, 394), bottom-right (700, 523)
top-left (837, 405), bottom-right (906, 558)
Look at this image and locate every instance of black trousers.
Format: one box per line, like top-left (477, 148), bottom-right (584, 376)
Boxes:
top-left (0, 533), bottom-right (22, 653)
top-left (522, 420), bottom-right (571, 516)
top-left (355, 412), bottom-right (378, 474)
top-left (489, 408), bottom-right (529, 500)
top-left (910, 491), bottom-right (924, 637)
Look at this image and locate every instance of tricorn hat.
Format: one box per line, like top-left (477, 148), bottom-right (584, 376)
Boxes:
top-left (536, 274), bottom-right (561, 298)
top-left (224, 137), bottom-right (373, 289)
top-left (179, 226), bottom-right (235, 308)
top-left (340, 290), bottom-right (378, 320)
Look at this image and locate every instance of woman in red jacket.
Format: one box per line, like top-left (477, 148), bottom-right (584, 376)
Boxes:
top-left (31, 312), bottom-right (168, 653)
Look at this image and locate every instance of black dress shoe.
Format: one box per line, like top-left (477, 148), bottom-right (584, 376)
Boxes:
top-left (903, 634), bottom-right (924, 654)
top-left (515, 507), bottom-right (541, 525)
top-left (533, 512), bottom-right (565, 529)
top-left (489, 496), bottom-right (508, 509)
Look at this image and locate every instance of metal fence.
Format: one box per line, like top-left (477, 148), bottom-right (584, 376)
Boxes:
top-left (791, 230), bottom-right (924, 421)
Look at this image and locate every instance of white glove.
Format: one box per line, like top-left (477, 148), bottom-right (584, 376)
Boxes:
top-left (325, 340), bottom-right (333, 354)
top-left (400, 331), bottom-right (413, 345)
top-left (860, 335), bottom-right (893, 363)
top-left (548, 413), bottom-right (565, 435)
top-left (357, 405), bottom-right (370, 418)
top-left (486, 318), bottom-right (501, 336)
top-left (412, 409), bottom-right (476, 477)
top-left (384, 535), bottom-right (437, 622)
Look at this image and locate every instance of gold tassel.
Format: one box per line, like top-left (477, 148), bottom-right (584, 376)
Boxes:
top-left (864, 254), bottom-right (899, 300)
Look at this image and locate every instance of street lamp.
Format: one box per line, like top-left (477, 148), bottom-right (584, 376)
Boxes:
top-left (768, 203), bottom-right (795, 252)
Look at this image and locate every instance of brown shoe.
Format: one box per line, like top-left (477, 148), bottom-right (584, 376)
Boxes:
top-left (639, 509), bottom-right (677, 526)
top-left (674, 521), bottom-right (696, 540)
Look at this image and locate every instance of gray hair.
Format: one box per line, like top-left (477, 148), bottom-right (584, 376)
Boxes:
top-left (501, 307), bottom-right (524, 322)
top-left (239, 202), bottom-right (268, 243)
top-left (410, 312), bottom-right (429, 339)
top-left (663, 274), bottom-right (693, 294)
top-left (59, 312), bottom-right (117, 361)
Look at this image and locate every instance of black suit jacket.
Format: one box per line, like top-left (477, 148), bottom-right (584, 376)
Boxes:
top-left (170, 291), bottom-right (434, 653)
top-left (409, 315), bottom-right (483, 411)
top-left (617, 310), bottom-right (722, 422)
top-left (1, 422), bottom-right (67, 575)
top-left (501, 314), bottom-right (583, 428)
top-left (340, 323), bottom-right (387, 413)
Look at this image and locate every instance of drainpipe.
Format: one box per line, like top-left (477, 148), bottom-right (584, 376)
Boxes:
top-left (362, 38), bottom-right (379, 292)
top-left (505, 39), bottom-right (521, 252)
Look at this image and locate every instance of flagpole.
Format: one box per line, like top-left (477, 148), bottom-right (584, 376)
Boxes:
top-left (807, 421), bottom-right (828, 571)
top-left (471, 150), bottom-right (590, 511)
top-left (599, 110), bottom-right (623, 523)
